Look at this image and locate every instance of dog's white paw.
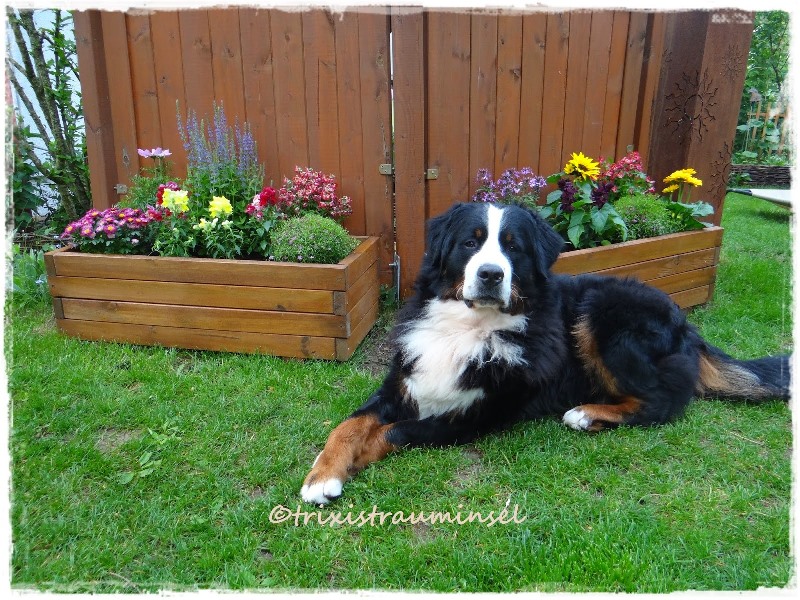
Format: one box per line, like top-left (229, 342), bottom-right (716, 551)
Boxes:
top-left (301, 478), bottom-right (343, 505)
top-left (562, 407), bottom-right (592, 431)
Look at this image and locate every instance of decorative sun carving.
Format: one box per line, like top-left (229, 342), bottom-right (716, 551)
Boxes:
top-left (721, 44), bottom-right (745, 84)
top-left (708, 141), bottom-right (733, 199)
top-left (663, 69), bottom-right (719, 145)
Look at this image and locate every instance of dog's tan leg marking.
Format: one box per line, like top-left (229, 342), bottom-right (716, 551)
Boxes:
top-left (572, 317), bottom-right (621, 396)
top-left (563, 396), bottom-right (643, 432)
top-left (301, 414), bottom-right (396, 504)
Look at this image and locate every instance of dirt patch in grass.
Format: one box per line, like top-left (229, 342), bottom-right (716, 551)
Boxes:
top-left (95, 428), bottom-right (142, 454)
top-left (33, 313), bottom-right (55, 335)
top-left (450, 447), bottom-right (484, 489)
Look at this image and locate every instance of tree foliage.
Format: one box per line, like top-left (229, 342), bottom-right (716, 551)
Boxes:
top-left (6, 9), bottom-right (91, 223)
top-left (734, 11), bottom-right (791, 163)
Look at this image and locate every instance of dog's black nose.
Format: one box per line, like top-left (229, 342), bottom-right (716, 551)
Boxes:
top-left (477, 264), bottom-right (504, 285)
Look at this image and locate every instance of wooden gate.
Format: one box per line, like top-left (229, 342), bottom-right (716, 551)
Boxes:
top-left (73, 7), bottom-right (752, 299)
top-left (73, 8), bottom-right (395, 283)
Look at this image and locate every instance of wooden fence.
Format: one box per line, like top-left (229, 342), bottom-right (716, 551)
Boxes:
top-left (73, 7), bottom-right (753, 297)
top-left (742, 100), bottom-right (791, 156)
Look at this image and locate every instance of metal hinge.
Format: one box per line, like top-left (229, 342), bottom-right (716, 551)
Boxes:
top-left (379, 164), bottom-right (439, 181)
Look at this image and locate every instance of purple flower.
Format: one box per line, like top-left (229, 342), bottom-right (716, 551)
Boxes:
top-left (558, 179), bottom-right (577, 213)
top-left (591, 181), bottom-right (614, 208)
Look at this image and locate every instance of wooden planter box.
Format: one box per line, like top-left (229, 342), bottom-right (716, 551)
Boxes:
top-left (44, 237), bottom-right (380, 361)
top-left (552, 226), bottom-right (724, 309)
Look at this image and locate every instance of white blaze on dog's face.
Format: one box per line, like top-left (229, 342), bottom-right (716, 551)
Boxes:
top-left (462, 204), bottom-right (513, 308)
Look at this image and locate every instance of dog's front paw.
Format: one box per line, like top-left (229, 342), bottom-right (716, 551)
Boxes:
top-left (301, 477), bottom-right (344, 505)
top-left (300, 452), bottom-right (347, 505)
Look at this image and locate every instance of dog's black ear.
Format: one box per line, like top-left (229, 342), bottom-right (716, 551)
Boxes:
top-left (524, 207), bottom-right (563, 279)
top-left (423, 203), bottom-right (468, 270)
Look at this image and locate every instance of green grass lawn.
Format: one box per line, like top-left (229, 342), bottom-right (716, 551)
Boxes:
top-left (6, 193), bottom-right (793, 592)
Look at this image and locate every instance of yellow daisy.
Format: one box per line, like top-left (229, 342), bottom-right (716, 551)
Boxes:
top-left (662, 184), bottom-right (679, 194)
top-left (563, 151), bottom-right (601, 181)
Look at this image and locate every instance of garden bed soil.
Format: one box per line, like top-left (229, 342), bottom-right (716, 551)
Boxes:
top-left (45, 237), bottom-right (380, 361)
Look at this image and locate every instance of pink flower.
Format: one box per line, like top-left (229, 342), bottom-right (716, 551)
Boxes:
top-left (138, 147), bottom-right (172, 158)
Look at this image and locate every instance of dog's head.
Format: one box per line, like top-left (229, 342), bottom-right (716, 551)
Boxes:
top-left (421, 202), bottom-right (563, 311)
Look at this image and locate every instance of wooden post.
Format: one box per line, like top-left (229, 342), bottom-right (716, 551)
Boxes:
top-left (646, 10), bottom-right (754, 225)
top-left (391, 7), bottom-right (427, 299)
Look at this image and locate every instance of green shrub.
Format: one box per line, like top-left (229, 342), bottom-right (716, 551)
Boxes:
top-left (10, 245), bottom-right (51, 307)
top-left (270, 214), bottom-right (358, 264)
top-left (614, 193), bottom-right (685, 240)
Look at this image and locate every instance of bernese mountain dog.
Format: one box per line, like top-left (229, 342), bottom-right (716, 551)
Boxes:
top-left (301, 202), bottom-right (790, 504)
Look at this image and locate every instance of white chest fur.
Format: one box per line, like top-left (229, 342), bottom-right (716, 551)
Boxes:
top-left (398, 299), bottom-right (528, 419)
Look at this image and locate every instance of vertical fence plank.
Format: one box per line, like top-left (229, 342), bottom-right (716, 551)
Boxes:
top-left (178, 10), bottom-right (214, 121)
top-left (100, 12), bottom-right (139, 192)
top-left (74, 10), bottom-right (117, 210)
top-left (581, 12), bottom-right (614, 159)
top-left (270, 10), bottom-right (310, 178)
top-left (392, 7), bottom-right (426, 298)
top-left (539, 12), bottom-right (570, 177)
top-left (303, 10), bottom-right (341, 175)
top-left (616, 11), bottom-right (649, 158)
top-left (426, 10), bottom-right (471, 215)
top-left (636, 13), bottom-right (666, 166)
top-left (239, 8), bottom-right (280, 184)
top-left (599, 11), bottom-right (630, 161)
top-left (494, 13), bottom-right (523, 175)
top-left (208, 8), bottom-right (246, 124)
top-left (334, 11), bottom-right (366, 235)
top-left (126, 13), bottom-right (161, 153)
top-left (468, 13), bottom-right (499, 199)
top-left (150, 12), bottom-right (187, 177)
top-left (561, 12), bottom-right (591, 158)
top-left (357, 9), bottom-right (394, 284)
top-left (518, 13), bottom-right (547, 174)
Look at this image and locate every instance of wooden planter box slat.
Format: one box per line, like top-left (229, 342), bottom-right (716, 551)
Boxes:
top-left (552, 227), bottom-right (723, 274)
top-left (48, 276), bottom-right (338, 313)
top-left (590, 247), bottom-right (719, 281)
top-left (46, 237), bottom-right (380, 360)
top-left (46, 235), bottom-right (377, 290)
top-left (552, 226), bottom-right (723, 310)
top-left (56, 319), bottom-right (339, 359)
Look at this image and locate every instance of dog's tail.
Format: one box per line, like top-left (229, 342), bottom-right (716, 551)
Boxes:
top-left (695, 345), bottom-right (791, 400)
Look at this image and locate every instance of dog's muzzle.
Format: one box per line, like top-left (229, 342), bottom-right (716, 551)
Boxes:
top-left (463, 262), bottom-right (509, 308)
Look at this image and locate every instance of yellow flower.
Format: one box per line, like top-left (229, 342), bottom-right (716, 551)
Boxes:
top-left (663, 167), bottom-right (701, 186)
top-left (662, 184), bottom-right (679, 194)
top-left (209, 196), bottom-right (233, 219)
top-left (563, 151), bottom-right (601, 180)
top-left (162, 189), bottom-right (190, 213)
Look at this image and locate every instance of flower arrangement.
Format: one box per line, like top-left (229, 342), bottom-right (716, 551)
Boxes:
top-left (61, 104), bottom-right (356, 264)
top-left (471, 150), bottom-right (713, 250)
top-left (542, 151), bottom-right (628, 249)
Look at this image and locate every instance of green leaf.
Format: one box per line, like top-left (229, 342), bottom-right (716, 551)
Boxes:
top-left (591, 208), bottom-right (608, 232)
top-left (567, 224), bottom-right (584, 249)
top-left (117, 472), bottom-right (135, 485)
top-left (546, 173), bottom-right (563, 185)
top-left (139, 451), bottom-right (152, 466)
top-left (546, 190), bottom-right (563, 204)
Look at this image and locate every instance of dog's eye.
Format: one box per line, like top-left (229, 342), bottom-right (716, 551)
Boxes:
top-left (464, 240), bottom-right (477, 249)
